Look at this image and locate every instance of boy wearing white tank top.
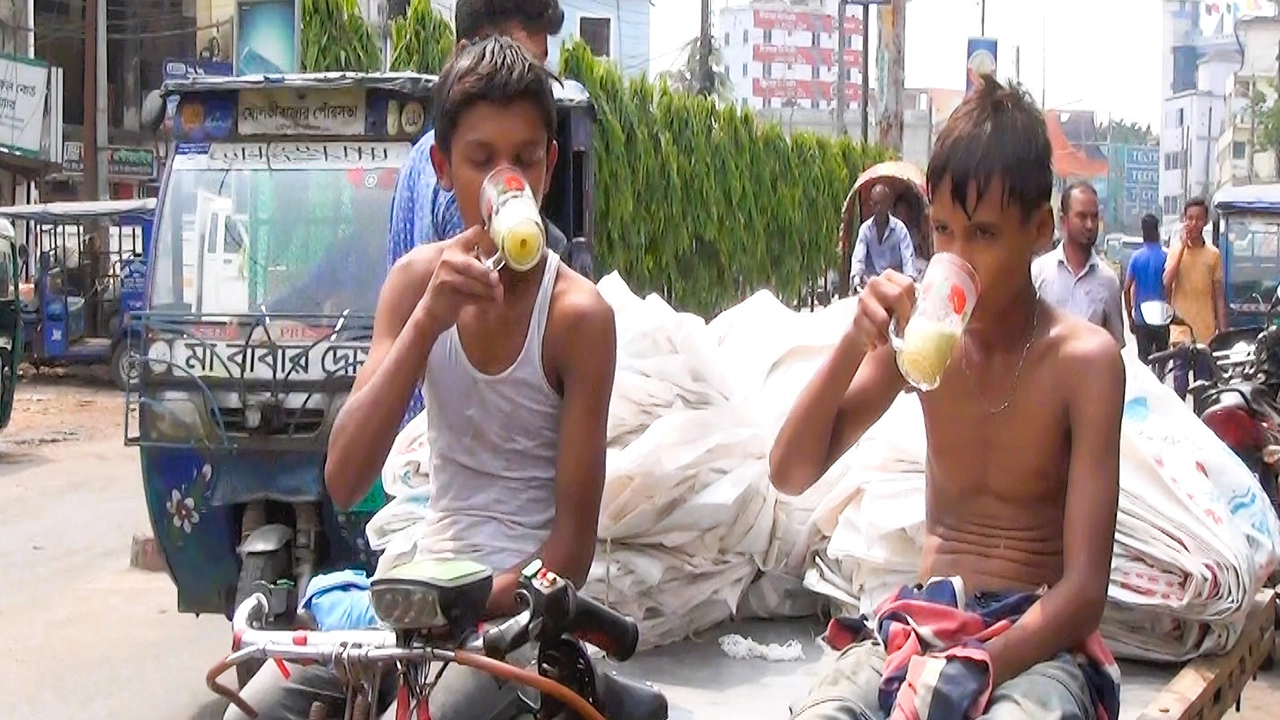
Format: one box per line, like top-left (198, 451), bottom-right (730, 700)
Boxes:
top-left (228, 38), bottom-right (617, 720)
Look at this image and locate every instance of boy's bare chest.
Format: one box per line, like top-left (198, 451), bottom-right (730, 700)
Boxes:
top-left (456, 298), bottom-right (541, 376)
top-left (919, 364), bottom-right (1070, 501)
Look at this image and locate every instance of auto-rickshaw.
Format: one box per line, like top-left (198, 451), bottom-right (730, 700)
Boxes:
top-left (0, 199), bottom-right (152, 390)
top-left (125, 71), bottom-right (596, 686)
top-left (837, 160), bottom-right (929, 296)
top-left (0, 219), bottom-right (23, 430)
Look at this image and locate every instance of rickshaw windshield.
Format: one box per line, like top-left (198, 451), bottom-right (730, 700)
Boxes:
top-left (1223, 213), bottom-right (1280, 311)
top-left (150, 141), bottom-right (409, 317)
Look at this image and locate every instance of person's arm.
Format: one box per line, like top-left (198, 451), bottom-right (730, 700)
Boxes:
top-left (1163, 238), bottom-right (1185, 294)
top-left (325, 249), bottom-right (445, 509)
top-left (486, 290), bottom-right (618, 617)
top-left (1122, 257), bottom-right (1137, 328)
top-left (326, 228), bottom-right (498, 508)
top-left (850, 223), bottom-right (870, 280)
top-left (896, 222), bottom-right (918, 280)
top-left (984, 332), bottom-right (1123, 686)
top-left (1104, 277), bottom-right (1127, 348)
top-left (1214, 252), bottom-right (1229, 334)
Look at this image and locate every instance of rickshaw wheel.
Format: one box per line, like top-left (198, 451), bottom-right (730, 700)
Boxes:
top-left (234, 548), bottom-right (291, 688)
top-left (109, 342), bottom-right (139, 392)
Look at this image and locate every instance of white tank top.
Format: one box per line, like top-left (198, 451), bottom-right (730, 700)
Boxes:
top-left (416, 252), bottom-right (562, 572)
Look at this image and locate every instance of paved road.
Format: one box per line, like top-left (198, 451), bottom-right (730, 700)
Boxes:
top-left (1, 379), bottom-right (1278, 719)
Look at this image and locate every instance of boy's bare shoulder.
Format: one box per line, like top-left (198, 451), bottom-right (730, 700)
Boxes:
top-left (1043, 304), bottom-right (1125, 394)
top-left (550, 263), bottom-right (615, 334)
top-left (386, 243), bottom-right (448, 294)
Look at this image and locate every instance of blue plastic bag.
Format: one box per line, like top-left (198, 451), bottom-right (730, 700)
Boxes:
top-left (299, 569), bottom-right (382, 630)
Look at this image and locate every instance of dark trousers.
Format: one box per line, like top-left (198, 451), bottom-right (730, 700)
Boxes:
top-left (1134, 324), bottom-right (1170, 366)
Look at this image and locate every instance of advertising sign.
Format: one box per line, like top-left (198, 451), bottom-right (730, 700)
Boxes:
top-left (0, 54), bottom-right (50, 158)
top-left (61, 142), bottom-right (158, 180)
top-left (162, 59), bottom-right (234, 133)
top-left (237, 87), bottom-right (367, 136)
top-left (752, 45), bottom-right (862, 69)
top-left (753, 9), bottom-right (862, 36)
top-left (753, 78), bottom-right (860, 104)
top-left (1118, 144), bottom-right (1160, 223)
top-left (965, 37), bottom-right (998, 96)
top-left (235, 0), bottom-right (300, 75)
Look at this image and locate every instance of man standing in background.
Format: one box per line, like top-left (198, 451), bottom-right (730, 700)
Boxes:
top-left (1032, 181), bottom-right (1126, 346)
top-left (1125, 213), bottom-right (1170, 369)
top-left (850, 183), bottom-right (917, 284)
top-left (1163, 197), bottom-right (1227, 399)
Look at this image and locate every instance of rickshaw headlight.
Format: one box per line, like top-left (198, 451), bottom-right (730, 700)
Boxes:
top-left (145, 340), bottom-right (171, 375)
top-left (141, 391), bottom-right (212, 444)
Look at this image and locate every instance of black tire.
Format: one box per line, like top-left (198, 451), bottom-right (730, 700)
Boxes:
top-left (109, 342), bottom-right (139, 392)
top-left (234, 548), bottom-right (291, 689)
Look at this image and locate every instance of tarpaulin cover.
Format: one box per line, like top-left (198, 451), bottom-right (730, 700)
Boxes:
top-left (367, 273), bottom-right (1280, 661)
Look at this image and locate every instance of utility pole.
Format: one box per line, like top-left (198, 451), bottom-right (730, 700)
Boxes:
top-left (697, 0), bottom-right (713, 96)
top-left (836, 0), bottom-right (849, 136)
top-left (94, 0), bottom-right (108, 200)
top-left (82, 0), bottom-right (100, 201)
top-left (980, 0), bottom-right (986, 36)
top-left (876, 0), bottom-right (906, 152)
top-left (860, 3), bottom-right (870, 144)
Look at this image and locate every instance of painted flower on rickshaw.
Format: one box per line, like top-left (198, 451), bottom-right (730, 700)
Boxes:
top-left (166, 488), bottom-right (201, 534)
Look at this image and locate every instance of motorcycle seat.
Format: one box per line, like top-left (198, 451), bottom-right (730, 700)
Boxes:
top-left (594, 668), bottom-right (670, 720)
top-left (1204, 382), bottom-right (1271, 412)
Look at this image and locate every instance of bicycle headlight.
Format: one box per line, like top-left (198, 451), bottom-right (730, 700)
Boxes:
top-left (370, 559), bottom-right (493, 634)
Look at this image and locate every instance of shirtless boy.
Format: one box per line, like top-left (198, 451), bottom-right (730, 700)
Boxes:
top-left (227, 37), bottom-right (618, 720)
top-left (771, 79), bottom-right (1124, 719)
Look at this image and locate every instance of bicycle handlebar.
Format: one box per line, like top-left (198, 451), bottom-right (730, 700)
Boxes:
top-left (217, 593), bottom-right (599, 720)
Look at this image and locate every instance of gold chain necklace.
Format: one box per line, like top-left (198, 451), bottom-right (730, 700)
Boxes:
top-left (961, 302), bottom-right (1041, 414)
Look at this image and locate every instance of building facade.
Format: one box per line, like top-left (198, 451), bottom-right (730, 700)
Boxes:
top-left (546, 0), bottom-right (650, 77)
top-left (718, 0), bottom-right (865, 118)
top-left (1216, 16), bottom-right (1280, 192)
top-left (1159, 90), bottom-right (1226, 224)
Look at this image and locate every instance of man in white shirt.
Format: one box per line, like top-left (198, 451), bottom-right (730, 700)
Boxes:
top-left (1032, 181), bottom-right (1125, 347)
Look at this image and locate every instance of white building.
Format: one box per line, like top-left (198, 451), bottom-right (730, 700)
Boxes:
top-left (718, 0), bottom-right (865, 119)
top-left (1158, 1), bottom-right (1243, 227)
top-left (1216, 15), bottom-right (1280, 191)
top-left (1159, 91), bottom-right (1227, 223)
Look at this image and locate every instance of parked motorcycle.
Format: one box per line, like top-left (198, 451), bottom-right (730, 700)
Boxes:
top-left (1143, 302), bottom-right (1226, 415)
top-left (1144, 299), bottom-right (1280, 515)
top-left (209, 558), bottom-right (668, 720)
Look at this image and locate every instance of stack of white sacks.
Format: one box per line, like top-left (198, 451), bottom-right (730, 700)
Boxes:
top-left (371, 272), bottom-right (1280, 661)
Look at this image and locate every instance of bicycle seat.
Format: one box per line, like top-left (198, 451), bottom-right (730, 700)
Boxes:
top-left (593, 670), bottom-right (669, 720)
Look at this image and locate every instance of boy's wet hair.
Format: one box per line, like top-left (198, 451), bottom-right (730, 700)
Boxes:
top-left (456, 0), bottom-right (565, 41)
top-left (926, 75), bottom-right (1053, 222)
top-left (432, 36), bottom-right (558, 156)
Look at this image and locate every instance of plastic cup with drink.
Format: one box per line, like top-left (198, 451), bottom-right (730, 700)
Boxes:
top-left (887, 253), bottom-right (980, 391)
top-left (479, 166), bottom-right (546, 273)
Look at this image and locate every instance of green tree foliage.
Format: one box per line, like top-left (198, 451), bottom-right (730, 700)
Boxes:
top-left (656, 38), bottom-right (735, 103)
top-left (389, 0), bottom-right (456, 74)
top-left (298, 9), bottom-right (888, 315)
top-left (560, 40), bottom-right (888, 315)
top-left (300, 0), bottom-right (381, 73)
top-left (1096, 118), bottom-right (1158, 146)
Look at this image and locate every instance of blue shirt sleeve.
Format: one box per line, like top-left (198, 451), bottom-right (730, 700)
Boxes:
top-left (387, 147), bottom-right (421, 272)
top-left (433, 187), bottom-right (465, 239)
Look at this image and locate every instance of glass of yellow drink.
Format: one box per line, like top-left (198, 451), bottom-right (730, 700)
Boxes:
top-left (889, 253), bottom-right (980, 391)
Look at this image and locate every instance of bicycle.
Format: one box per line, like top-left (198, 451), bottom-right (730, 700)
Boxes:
top-left (207, 558), bottom-right (668, 720)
